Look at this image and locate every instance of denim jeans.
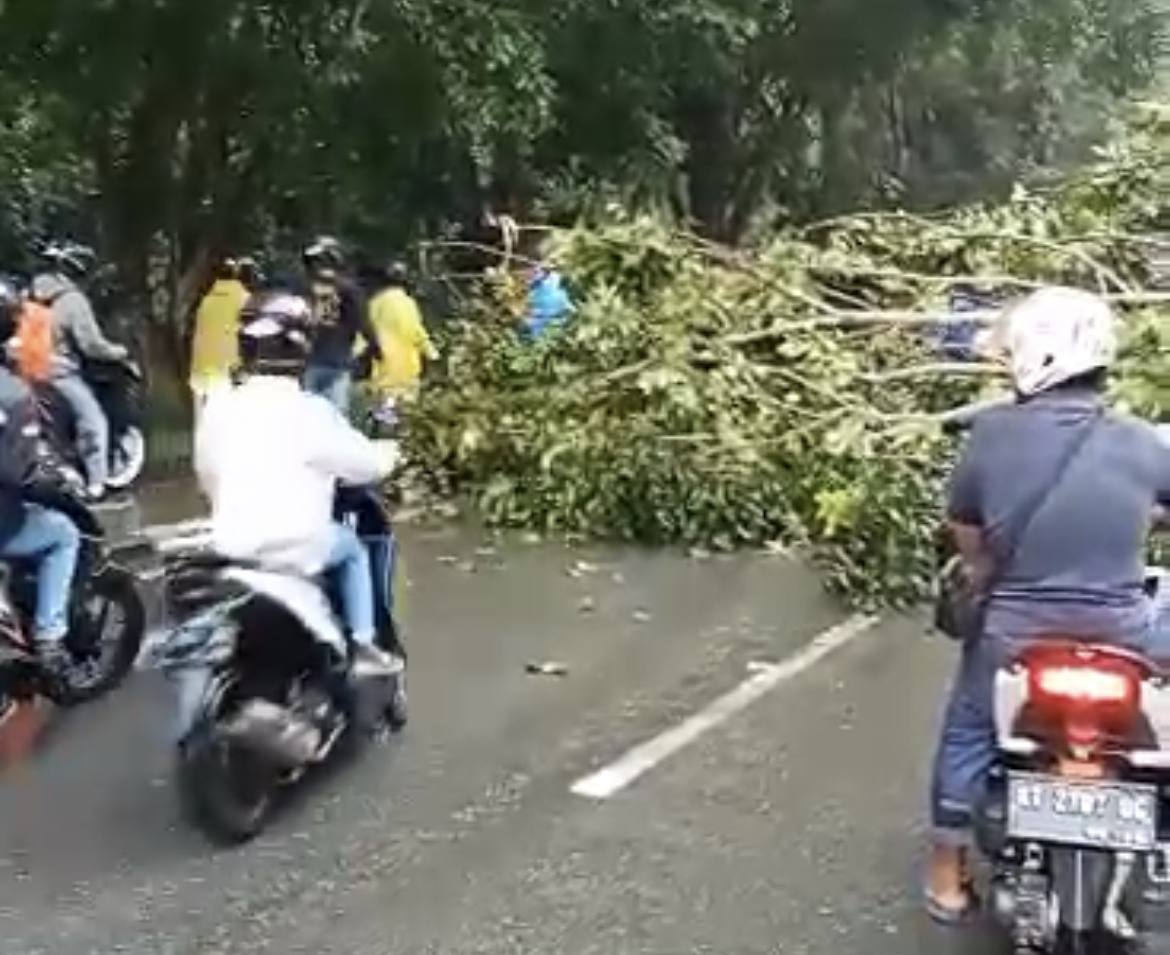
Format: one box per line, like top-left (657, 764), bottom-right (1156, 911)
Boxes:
top-left (323, 522), bottom-right (374, 645)
top-left (54, 374), bottom-right (109, 486)
top-left (303, 365), bottom-right (352, 415)
top-left (930, 635), bottom-right (1001, 843)
top-left (0, 504), bottom-right (80, 642)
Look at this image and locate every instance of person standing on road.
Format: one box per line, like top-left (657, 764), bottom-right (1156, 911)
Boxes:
top-left (189, 257), bottom-right (256, 417)
top-left (363, 260), bottom-right (438, 408)
top-left (300, 237), bottom-right (381, 415)
top-left (32, 242), bottom-right (130, 500)
top-left (925, 287), bottom-right (1170, 923)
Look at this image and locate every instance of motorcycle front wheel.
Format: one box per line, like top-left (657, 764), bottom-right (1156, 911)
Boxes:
top-left (64, 567), bottom-right (146, 702)
top-left (178, 725), bottom-right (276, 845)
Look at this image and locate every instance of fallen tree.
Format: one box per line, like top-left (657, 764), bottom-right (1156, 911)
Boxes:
top-left (408, 105), bottom-right (1170, 608)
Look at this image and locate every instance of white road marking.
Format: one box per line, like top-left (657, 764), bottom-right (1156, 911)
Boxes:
top-left (570, 613), bottom-right (879, 800)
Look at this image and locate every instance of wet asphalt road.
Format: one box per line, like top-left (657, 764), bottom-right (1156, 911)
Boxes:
top-left (0, 515), bottom-right (1001, 955)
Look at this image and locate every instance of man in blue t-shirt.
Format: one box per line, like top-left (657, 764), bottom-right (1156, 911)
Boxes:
top-left (926, 287), bottom-right (1170, 922)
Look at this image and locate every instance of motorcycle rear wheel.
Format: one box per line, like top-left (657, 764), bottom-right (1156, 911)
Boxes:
top-left (178, 727), bottom-right (276, 845)
top-left (106, 427), bottom-right (145, 490)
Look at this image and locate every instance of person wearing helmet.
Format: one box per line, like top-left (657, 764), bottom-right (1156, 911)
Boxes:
top-left (362, 260), bottom-right (438, 406)
top-left (31, 242), bottom-right (129, 499)
top-left (925, 287), bottom-right (1170, 922)
top-left (189, 256), bottom-right (256, 418)
top-left (195, 291), bottom-right (402, 678)
top-left (299, 237), bottom-right (382, 414)
top-left (0, 278), bottom-right (80, 676)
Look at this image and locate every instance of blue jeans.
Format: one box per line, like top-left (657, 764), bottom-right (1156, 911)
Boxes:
top-left (0, 504), bottom-right (80, 642)
top-left (324, 522), bottom-right (374, 645)
top-left (304, 365), bottom-right (352, 415)
top-left (930, 635), bottom-right (1001, 843)
top-left (54, 374), bottom-right (109, 486)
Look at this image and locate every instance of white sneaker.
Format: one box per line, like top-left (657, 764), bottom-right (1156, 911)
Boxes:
top-left (352, 644), bottom-right (405, 678)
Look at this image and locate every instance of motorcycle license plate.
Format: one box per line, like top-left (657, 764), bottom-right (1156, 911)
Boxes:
top-left (1007, 771), bottom-right (1159, 851)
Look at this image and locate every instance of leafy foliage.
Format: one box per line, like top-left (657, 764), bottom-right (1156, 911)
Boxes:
top-left (409, 111), bottom-right (1170, 607)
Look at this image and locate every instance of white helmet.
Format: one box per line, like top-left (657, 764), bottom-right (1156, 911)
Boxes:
top-left (993, 287), bottom-right (1117, 397)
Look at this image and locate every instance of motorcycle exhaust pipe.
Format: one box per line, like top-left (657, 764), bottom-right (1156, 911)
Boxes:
top-left (220, 700), bottom-right (322, 768)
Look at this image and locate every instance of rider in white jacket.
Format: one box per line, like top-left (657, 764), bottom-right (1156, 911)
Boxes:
top-left (195, 291), bottom-right (401, 677)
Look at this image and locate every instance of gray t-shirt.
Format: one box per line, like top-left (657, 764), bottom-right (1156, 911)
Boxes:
top-left (947, 390), bottom-right (1170, 644)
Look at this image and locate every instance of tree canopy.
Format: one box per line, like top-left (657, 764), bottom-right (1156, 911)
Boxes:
top-left (0, 0), bottom-right (1163, 317)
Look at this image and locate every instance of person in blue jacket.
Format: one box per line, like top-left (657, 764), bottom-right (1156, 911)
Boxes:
top-left (525, 266), bottom-right (574, 339)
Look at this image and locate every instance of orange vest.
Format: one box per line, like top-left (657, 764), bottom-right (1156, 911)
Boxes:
top-left (15, 302), bottom-right (53, 382)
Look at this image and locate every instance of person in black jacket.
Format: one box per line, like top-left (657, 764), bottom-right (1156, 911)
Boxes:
top-left (299, 237), bottom-right (381, 414)
top-left (0, 278), bottom-right (80, 673)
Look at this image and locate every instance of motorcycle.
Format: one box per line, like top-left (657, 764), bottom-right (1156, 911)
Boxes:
top-left (36, 356), bottom-right (146, 491)
top-left (940, 403), bottom-right (1170, 952)
top-left (973, 570), bottom-right (1170, 953)
top-left (150, 487), bottom-right (408, 845)
top-left (0, 481), bottom-right (147, 712)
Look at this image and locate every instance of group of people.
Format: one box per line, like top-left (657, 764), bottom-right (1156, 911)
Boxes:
top-left (0, 243), bottom-right (135, 677)
top-left (191, 237), bottom-right (435, 679)
top-left (8, 226), bottom-right (1170, 925)
top-left (190, 238), bottom-right (438, 420)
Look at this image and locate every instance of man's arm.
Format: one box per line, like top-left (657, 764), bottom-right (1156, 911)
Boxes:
top-left (406, 299), bottom-right (439, 361)
top-left (63, 291), bottom-right (127, 362)
top-left (1155, 425), bottom-right (1170, 508)
top-left (306, 400), bottom-right (398, 486)
top-left (193, 398), bottom-right (225, 501)
top-left (946, 431), bottom-right (994, 587)
top-left (346, 285), bottom-right (382, 363)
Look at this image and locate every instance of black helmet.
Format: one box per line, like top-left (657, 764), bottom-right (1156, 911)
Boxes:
top-left (238, 291), bottom-right (312, 377)
top-left (0, 276), bottom-right (21, 344)
top-left (236, 255), bottom-right (262, 289)
top-left (384, 259), bottom-right (409, 287)
top-left (303, 236), bottom-right (344, 275)
top-left (217, 254), bottom-right (262, 289)
top-left (40, 241), bottom-right (96, 279)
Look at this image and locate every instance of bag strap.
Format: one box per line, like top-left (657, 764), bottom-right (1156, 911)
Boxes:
top-left (987, 407), bottom-right (1104, 591)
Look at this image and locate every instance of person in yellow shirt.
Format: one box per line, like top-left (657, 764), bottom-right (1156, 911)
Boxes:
top-left (363, 261), bottom-right (438, 407)
top-left (189, 257), bottom-right (256, 415)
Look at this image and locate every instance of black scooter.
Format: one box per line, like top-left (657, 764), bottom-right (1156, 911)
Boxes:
top-left (150, 487), bottom-right (407, 845)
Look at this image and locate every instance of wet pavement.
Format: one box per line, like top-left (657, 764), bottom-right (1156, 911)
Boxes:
top-left (0, 496), bottom-right (1002, 955)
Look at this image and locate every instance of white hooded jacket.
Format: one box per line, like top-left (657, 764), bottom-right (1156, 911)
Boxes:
top-left (195, 376), bottom-right (397, 575)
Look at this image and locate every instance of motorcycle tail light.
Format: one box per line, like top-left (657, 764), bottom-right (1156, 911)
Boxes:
top-left (1024, 645), bottom-right (1145, 755)
top-left (1033, 665), bottom-right (1137, 706)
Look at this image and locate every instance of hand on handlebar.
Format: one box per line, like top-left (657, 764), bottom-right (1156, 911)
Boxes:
top-left (373, 439), bottom-right (402, 476)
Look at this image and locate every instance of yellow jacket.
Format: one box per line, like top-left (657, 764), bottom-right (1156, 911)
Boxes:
top-left (364, 288), bottom-right (437, 396)
top-left (190, 279), bottom-right (249, 390)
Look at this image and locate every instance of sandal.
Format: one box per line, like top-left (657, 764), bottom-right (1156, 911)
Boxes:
top-left (924, 885), bottom-right (980, 926)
